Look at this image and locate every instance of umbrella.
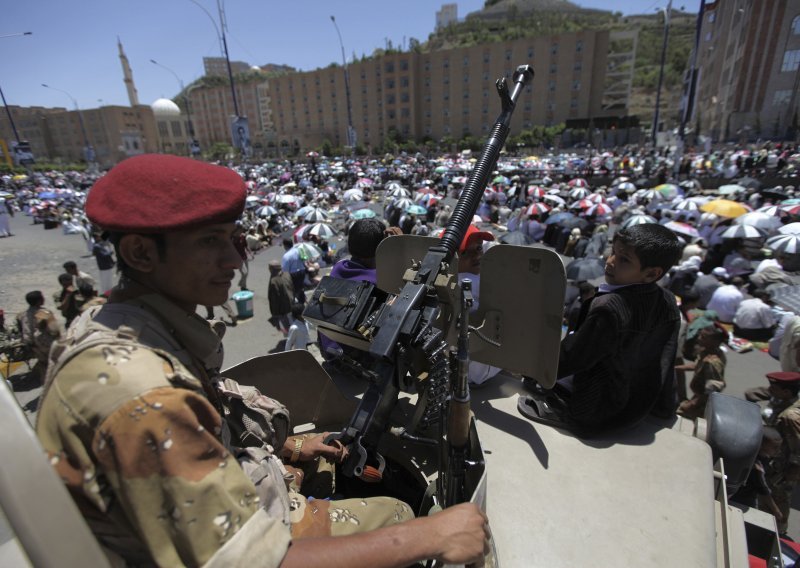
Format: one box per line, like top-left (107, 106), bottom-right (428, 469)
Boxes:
top-left (528, 186), bottom-right (547, 198)
top-left (779, 223), bottom-right (800, 235)
top-left (585, 193), bottom-right (605, 204)
top-left (343, 188), bottom-right (364, 201)
top-left (570, 199), bottom-right (593, 210)
top-left (255, 205), bottom-right (278, 218)
top-left (525, 203), bottom-right (551, 216)
top-left (621, 215), bottom-right (657, 228)
top-left (568, 178), bottom-right (588, 188)
top-left (492, 175), bottom-right (510, 185)
top-left (721, 225), bottom-right (765, 239)
top-left (680, 179), bottom-right (703, 191)
top-left (561, 217), bottom-right (589, 231)
top-left (415, 193), bottom-right (439, 207)
top-left (569, 187), bottom-right (589, 200)
top-left (275, 194), bottom-right (300, 205)
top-left (782, 204), bottom-right (800, 216)
top-left (640, 189), bottom-right (664, 201)
top-left (351, 208), bottom-right (377, 220)
top-left (615, 181), bottom-right (637, 194)
top-left (499, 231), bottom-right (533, 245)
top-left (654, 184), bottom-right (681, 199)
top-left (585, 203), bottom-right (613, 217)
top-left (736, 176), bottom-right (761, 190)
top-left (565, 257), bottom-right (606, 281)
top-left (393, 197), bottom-right (414, 210)
top-left (405, 204), bottom-right (428, 215)
top-left (767, 234), bottom-right (800, 255)
top-left (545, 212), bottom-right (576, 225)
top-left (388, 187), bottom-right (411, 198)
top-left (472, 214), bottom-right (484, 224)
top-left (303, 208), bottom-right (330, 223)
top-left (543, 194), bottom-right (566, 206)
top-left (664, 221), bottom-right (700, 239)
top-left (718, 184), bottom-right (746, 196)
top-left (733, 212), bottom-right (781, 232)
top-left (292, 242), bottom-right (322, 260)
top-left (700, 199), bottom-right (749, 218)
top-left (674, 200), bottom-right (700, 213)
top-left (303, 222), bottom-right (337, 239)
top-left (757, 205), bottom-right (790, 218)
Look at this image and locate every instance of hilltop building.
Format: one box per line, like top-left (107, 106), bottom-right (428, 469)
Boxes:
top-left (436, 4), bottom-right (458, 29)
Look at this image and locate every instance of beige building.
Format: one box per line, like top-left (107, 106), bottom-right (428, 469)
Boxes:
top-left (264, 29), bottom-right (616, 152)
top-left (203, 56), bottom-right (251, 78)
top-left (151, 98), bottom-right (193, 156)
top-left (695, 0), bottom-right (800, 141)
top-left (0, 104), bottom-right (159, 167)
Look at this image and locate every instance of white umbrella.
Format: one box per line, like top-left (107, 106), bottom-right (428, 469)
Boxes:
top-left (275, 194), bottom-right (300, 204)
top-left (255, 205), bottom-right (278, 218)
top-left (292, 242), bottom-right (323, 260)
top-left (767, 234), bottom-right (800, 255)
top-left (621, 215), bottom-right (657, 228)
top-left (303, 208), bottom-right (330, 223)
top-left (343, 188), bottom-right (364, 201)
top-left (393, 197), bottom-right (414, 210)
top-left (640, 189), bottom-right (664, 201)
top-left (585, 203), bottom-right (613, 217)
top-left (733, 212), bottom-right (781, 232)
top-left (757, 205), bottom-right (789, 218)
top-left (568, 187), bottom-right (589, 200)
top-left (718, 184), bottom-right (746, 196)
top-left (721, 225), bottom-right (766, 239)
top-left (779, 222), bottom-right (800, 235)
top-left (543, 194), bottom-right (566, 206)
top-left (615, 181), bottom-right (637, 194)
top-left (388, 187), bottom-right (411, 198)
top-left (304, 222), bottom-right (337, 239)
top-left (673, 200), bottom-right (700, 213)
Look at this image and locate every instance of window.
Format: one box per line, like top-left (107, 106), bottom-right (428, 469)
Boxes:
top-left (483, 52), bottom-right (490, 64)
top-left (385, 62), bottom-right (395, 73)
top-left (782, 49), bottom-right (800, 72)
top-left (708, 12), bottom-right (716, 23)
top-left (548, 80), bottom-right (556, 92)
top-left (576, 40), bottom-right (583, 53)
top-left (774, 90), bottom-right (793, 106)
top-left (572, 80), bottom-right (581, 91)
top-left (551, 43), bottom-right (559, 55)
top-left (401, 108), bottom-right (410, 118)
top-left (170, 121), bottom-right (182, 137)
top-left (550, 63), bottom-right (557, 74)
top-left (400, 92), bottom-right (410, 103)
top-left (527, 47), bottom-right (534, 59)
top-left (386, 78), bottom-right (395, 89)
top-left (464, 56), bottom-right (470, 66)
top-left (158, 121), bottom-right (168, 137)
top-left (574, 61), bottom-right (583, 72)
top-left (443, 59), bottom-right (449, 69)
top-left (505, 49), bottom-right (512, 61)
top-left (387, 94), bottom-right (396, 104)
top-left (400, 76), bottom-right (409, 87)
top-left (400, 59), bottom-right (408, 71)
top-left (388, 110), bottom-right (397, 120)
top-left (791, 15), bottom-right (799, 34)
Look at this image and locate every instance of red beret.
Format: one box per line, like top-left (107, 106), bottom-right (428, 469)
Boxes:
top-left (766, 371), bottom-right (800, 383)
top-left (86, 154), bottom-right (246, 233)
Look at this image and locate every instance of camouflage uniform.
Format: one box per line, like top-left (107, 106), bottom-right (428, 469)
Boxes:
top-left (37, 292), bottom-right (411, 567)
top-left (761, 396), bottom-right (800, 533)
top-left (15, 305), bottom-right (61, 379)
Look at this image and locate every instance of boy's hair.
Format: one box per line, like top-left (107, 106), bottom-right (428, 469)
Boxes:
top-left (58, 273), bottom-right (74, 286)
top-left (348, 218), bottom-right (386, 260)
top-left (62, 261), bottom-right (77, 271)
top-left (613, 224), bottom-right (682, 278)
top-left (290, 303), bottom-right (305, 319)
top-left (25, 290), bottom-right (44, 307)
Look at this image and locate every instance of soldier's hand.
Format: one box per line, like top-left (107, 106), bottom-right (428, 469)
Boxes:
top-left (301, 433), bottom-right (348, 463)
top-left (428, 503), bottom-right (490, 565)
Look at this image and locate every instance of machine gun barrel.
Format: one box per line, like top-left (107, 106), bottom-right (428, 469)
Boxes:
top-left (434, 65), bottom-right (534, 264)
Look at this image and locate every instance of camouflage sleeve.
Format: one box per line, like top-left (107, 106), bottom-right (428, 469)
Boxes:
top-left (37, 347), bottom-right (290, 567)
top-left (777, 408), bottom-right (800, 467)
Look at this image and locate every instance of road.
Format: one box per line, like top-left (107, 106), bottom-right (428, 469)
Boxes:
top-left (1, 205), bottom-right (797, 559)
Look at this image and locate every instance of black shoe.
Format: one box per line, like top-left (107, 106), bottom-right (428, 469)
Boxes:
top-left (227, 319), bottom-right (238, 327)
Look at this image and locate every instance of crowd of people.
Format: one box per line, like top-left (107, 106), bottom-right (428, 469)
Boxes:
top-left (2, 141), bottom-right (800, 562)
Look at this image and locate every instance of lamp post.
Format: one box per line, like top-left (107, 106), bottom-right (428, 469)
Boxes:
top-left (331, 15), bottom-right (356, 151)
top-left (41, 83), bottom-right (93, 163)
top-left (150, 59), bottom-right (199, 155)
top-left (651, 0), bottom-right (672, 148)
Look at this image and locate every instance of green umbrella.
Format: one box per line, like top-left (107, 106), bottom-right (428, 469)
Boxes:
top-left (351, 208), bottom-right (377, 219)
top-left (405, 204), bottom-right (427, 215)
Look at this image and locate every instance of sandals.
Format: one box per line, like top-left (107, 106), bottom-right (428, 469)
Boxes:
top-left (517, 392), bottom-right (576, 433)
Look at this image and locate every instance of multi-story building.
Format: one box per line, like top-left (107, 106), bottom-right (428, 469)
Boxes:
top-left (264, 29), bottom-right (616, 152)
top-left (695, 0), bottom-right (800, 141)
top-left (151, 98), bottom-right (194, 156)
top-left (436, 4), bottom-right (458, 30)
top-left (0, 104), bottom-right (159, 166)
top-left (203, 56), bottom-right (252, 78)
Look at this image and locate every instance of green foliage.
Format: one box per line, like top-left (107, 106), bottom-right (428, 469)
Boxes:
top-left (0, 162), bottom-right (87, 174)
top-left (205, 142), bottom-right (235, 161)
top-left (508, 123), bottom-right (565, 148)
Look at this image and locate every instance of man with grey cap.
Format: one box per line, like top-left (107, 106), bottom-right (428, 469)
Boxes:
top-left (690, 266), bottom-right (727, 309)
top-left (35, 154), bottom-right (488, 567)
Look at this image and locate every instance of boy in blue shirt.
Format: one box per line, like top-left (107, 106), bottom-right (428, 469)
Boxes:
top-left (519, 223), bottom-right (683, 436)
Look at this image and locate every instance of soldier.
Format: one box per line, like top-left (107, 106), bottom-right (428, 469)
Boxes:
top-left (14, 291), bottom-right (61, 381)
top-left (35, 154), bottom-right (487, 568)
top-left (757, 371), bottom-right (800, 535)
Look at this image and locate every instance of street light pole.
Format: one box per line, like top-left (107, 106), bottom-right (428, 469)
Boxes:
top-left (331, 15), bottom-right (356, 151)
top-left (651, 0), bottom-right (672, 148)
top-left (0, 32), bottom-right (33, 145)
top-left (41, 83), bottom-right (92, 162)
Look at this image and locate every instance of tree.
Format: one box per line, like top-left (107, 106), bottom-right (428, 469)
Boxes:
top-left (206, 142), bottom-right (234, 161)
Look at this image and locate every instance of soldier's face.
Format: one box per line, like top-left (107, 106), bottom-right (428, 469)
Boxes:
top-left (150, 223), bottom-right (243, 311)
top-left (458, 240), bottom-right (484, 275)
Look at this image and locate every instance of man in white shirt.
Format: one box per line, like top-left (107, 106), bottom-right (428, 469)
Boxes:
top-left (706, 276), bottom-right (745, 323)
top-left (733, 290), bottom-right (778, 341)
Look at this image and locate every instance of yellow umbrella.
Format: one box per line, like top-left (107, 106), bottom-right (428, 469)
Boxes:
top-left (699, 199), bottom-right (749, 219)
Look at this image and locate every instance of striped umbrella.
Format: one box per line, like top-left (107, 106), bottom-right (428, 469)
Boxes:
top-left (585, 203), bottom-right (613, 217)
top-left (779, 222), bottom-right (800, 235)
top-left (757, 205), bottom-right (790, 218)
top-left (665, 221), bottom-right (700, 239)
top-left (767, 234), bottom-right (800, 255)
top-left (674, 200), bottom-right (700, 213)
top-left (388, 187), bottom-right (411, 198)
top-left (343, 188), bottom-right (364, 201)
top-left (782, 204), bottom-right (800, 216)
top-left (303, 208), bottom-right (330, 223)
top-left (393, 197), bottom-right (414, 210)
top-left (255, 205), bottom-right (278, 218)
top-left (527, 186), bottom-right (547, 198)
top-left (569, 187), bottom-right (590, 200)
top-left (543, 194), bottom-right (566, 206)
top-left (615, 181), bottom-right (638, 194)
top-left (304, 222), bottom-right (337, 240)
top-left (570, 198), bottom-right (593, 210)
top-left (733, 212), bottom-right (781, 232)
top-left (621, 215), bottom-right (657, 228)
top-left (568, 178), bottom-right (589, 188)
top-left (721, 225), bottom-right (766, 239)
top-left (640, 189), bottom-right (664, 201)
top-left (415, 193), bottom-right (440, 207)
top-left (586, 193), bottom-right (606, 204)
top-left (525, 202), bottom-right (551, 216)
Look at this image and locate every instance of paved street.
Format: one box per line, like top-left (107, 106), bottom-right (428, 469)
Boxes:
top-left (1, 208), bottom-right (799, 554)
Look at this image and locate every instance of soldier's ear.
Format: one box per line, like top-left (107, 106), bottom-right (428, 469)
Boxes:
top-left (118, 234), bottom-right (159, 273)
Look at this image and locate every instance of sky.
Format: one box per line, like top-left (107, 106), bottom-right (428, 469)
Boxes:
top-left (2, 0), bottom-right (667, 110)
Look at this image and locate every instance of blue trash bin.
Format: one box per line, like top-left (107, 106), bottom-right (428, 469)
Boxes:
top-left (231, 290), bottom-right (254, 319)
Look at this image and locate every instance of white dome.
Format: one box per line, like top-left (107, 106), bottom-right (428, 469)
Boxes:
top-left (151, 98), bottom-right (181, 117)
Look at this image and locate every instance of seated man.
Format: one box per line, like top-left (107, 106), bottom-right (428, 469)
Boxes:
top-left (518, 223), bottom-right (683, 436)
top-left (36, 155), bottom-right (487, 568)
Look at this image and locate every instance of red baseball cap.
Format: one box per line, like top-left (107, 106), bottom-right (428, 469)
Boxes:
top-left (766, 371), bottom-right (800, 383)
top-left (86, 154), bottom-right (246, 233)
top-left (458, 224), bottom-right (495, 254)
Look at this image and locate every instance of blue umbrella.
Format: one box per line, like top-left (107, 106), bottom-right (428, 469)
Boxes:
top-left (351, 208), bottom-right (377, 219)
top-left (544, 212), bottom-right (576, 225)
top-left (405, 204), bottom-right (427, 215)
top-left (38, 191), bottom-right (58, 199)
